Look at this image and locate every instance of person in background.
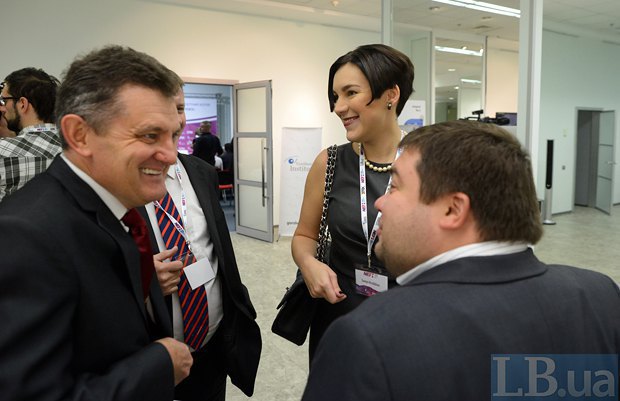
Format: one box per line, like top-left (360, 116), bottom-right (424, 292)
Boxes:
top-left (0, 68), bottom-right (61, 201)
top-left (221, 141), bottom-right (233, 171)
top-left (302, 121), bottom-right (620, 401)
top-left (0, 114), bottom-right (15, 138)
top-left (291, 44), bottom-right (414, 360)
top-left (192, 120), bottom-right (223, 166)
top-left (0, 45), bottom-right (193, 401)
top-left (214, 154), bottom-right (223, 171)
top-left (144, 85), bottom-right (261, 401)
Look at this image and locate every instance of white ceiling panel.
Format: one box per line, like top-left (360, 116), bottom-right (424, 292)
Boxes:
top-left (157, 0), bottom-right (620, 42)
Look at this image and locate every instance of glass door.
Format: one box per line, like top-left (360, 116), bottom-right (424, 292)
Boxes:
top-left (233, 81), bottom-right (274, 242)
top-left (595, 110), bottom-right (616, 214)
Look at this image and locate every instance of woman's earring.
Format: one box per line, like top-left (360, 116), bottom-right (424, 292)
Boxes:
top-left (387, 101), bottom-right (393, 110)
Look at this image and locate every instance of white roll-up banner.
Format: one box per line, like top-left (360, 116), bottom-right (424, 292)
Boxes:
top-left (279, 127), bottom-right (322, 237)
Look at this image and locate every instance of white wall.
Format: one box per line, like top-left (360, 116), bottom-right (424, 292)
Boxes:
top-left (486, 40), bottom-right (519, 118)
top-left (4, 0), bottom-right (381, 225)
top-left (540, 30), bottom-right (620, 213)
top-left (457, 87), bottom-right (481, 119)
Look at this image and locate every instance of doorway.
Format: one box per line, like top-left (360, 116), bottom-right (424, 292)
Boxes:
top-left (574, 109), bottom-right (616, 214)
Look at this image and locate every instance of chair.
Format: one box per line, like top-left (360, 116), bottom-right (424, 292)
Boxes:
top-left (218, 169), bottom-right (234, 204)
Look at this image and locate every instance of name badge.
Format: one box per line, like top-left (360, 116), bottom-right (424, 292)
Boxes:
top-left (184, 258), bottom-right (215, 290)
top-left (355, 266), bottom-right (388, 297)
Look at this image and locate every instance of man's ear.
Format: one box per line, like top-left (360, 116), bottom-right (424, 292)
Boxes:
top-left (439, 192), bottom-right (471, 230)
top-left (14, 97), bottom-right (29, 115)
top-left (61, 114), bottom-right (93, 157)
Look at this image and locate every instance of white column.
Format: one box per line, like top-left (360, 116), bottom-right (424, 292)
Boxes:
top-left (518, 0), bottom-right (543, 190)
top-left (381, 0), bottom-right (393, 45)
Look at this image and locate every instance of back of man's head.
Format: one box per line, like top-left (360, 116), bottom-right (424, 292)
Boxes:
top-left (55, 45), bottom-right (181, 147)
top-left (401, 120), bottom-right (543, 244)
top-left (3, 67), bottom-right (60, 123)
top-left (200, 121), bottom-right (211, 133)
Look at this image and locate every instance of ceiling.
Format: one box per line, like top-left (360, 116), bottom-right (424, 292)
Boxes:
top-left (158, 0), bottom-right (620, 103)
top-left (167, 0), bottom-right (620, 42)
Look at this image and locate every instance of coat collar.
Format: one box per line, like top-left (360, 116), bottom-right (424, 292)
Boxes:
top-left (407, 248), bottom-right (547, 286)
top-left (47, 157), bottom-right (148, 319)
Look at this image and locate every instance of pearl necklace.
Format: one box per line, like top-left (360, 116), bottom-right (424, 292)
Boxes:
top-left (364, 158), bottom-right (392, 173)
top-left (359, 143), bottom-right (392, 173)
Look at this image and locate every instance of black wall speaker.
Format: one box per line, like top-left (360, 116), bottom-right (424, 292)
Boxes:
top-left (545, 140), bottom-right (554, 189)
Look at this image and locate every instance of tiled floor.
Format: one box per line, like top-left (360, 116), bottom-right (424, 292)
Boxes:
top-left (224, 205), bottom-right (620, 400)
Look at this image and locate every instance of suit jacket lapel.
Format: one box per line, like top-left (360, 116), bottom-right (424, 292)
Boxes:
top-left (138, 206), bottom-right (175, 317)
top-left (47, 158), bottom-right (147, 321)
top-left (179, 154), bottom-right (227, 269)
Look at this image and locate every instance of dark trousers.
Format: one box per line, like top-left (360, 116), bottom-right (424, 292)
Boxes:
top-left (175, 330), bottom-right (227, 401)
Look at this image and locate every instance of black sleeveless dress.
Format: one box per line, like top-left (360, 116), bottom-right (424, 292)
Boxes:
top-left (309, 143), bottom-right (397, 359)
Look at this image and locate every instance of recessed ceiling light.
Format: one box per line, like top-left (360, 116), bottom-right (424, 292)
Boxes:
top-left (454, 86), bottom-right (460, 90)
top-left (435, 46), bottom-right (483, 57)
top-left (433, 0), bottom-right (520, 18)
top-left (449, 97), bottom-right (455, 100)
top-left (448, 68), bottom-right (456, 72)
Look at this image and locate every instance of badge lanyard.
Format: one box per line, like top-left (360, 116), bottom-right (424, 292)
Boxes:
top-left (359, 131), bottom-right (405, 268)
top-left (153, 163), bottom-right (192, 253)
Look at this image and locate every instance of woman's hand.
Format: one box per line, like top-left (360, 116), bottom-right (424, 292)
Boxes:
top-left (300, 258), bottom-right (347, 304)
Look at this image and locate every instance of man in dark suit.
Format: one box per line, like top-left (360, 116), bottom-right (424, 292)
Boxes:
top-left (192, 121), bottom-right (222, 167)
top-left (0, 45), bottom-right (193, 401)
top-left (142, 87), bottom-right (261, 401)
top-left (302, 121), bottom-right (620, 401)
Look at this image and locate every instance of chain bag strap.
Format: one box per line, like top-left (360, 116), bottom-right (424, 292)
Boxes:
top-left (316, 144), bottom-right (337, 264)
top-left (271, 144), bottom-right (338, 346)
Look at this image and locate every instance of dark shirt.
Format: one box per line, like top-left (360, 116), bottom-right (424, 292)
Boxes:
top-left (221, 151), bottom-right (233, 171)
top-left (192, 133), bottom-right (222, 166)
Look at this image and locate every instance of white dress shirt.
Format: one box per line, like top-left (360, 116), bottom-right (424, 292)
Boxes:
top-left (397, 241), bottom-right (530, 285)
top-left (60, 154), bottom-right (127, 220)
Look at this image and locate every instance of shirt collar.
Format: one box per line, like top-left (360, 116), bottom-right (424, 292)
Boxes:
top-left (166, 160), bottom-right (178, 180)
top-left (19, 123), bottom-right (58, 136)
top-left (60, 154), bottom-right (128, 221)
top-left (397, 241), bottom-right (530, 285)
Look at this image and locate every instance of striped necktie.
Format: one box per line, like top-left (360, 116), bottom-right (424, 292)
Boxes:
top-left (154, 192), bottom-right (209, 350)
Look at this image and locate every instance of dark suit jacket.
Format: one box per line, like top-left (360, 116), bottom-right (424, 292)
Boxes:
top-left (0, 157), bottom-right (175, 401)
top-left (192, 134), bottom-right (222, 166)
top-left (303, 249), bottom-right (620, 401)
top-left (141, 153), bottom-right (261, 397)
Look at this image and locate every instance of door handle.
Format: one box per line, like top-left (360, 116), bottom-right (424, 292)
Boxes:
top-left (261, 139), bottom-right (266, 207)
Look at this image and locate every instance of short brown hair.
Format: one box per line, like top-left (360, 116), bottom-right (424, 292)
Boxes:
top-left (328, 44), bottom-right (414, 116)
top-left (401, 120), bottom-right (542, 244)
top-left (56, 45), bottom-right (180, 148)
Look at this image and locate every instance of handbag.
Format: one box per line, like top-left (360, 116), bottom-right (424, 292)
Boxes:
top-left (271, 144), bottom-right (337, 345)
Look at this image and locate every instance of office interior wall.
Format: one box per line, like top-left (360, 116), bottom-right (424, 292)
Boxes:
top-left (3, 0), bottom-right (380, 225)
top-left (435, 102), bottom-right (449, 123)
top-left (540, 29), bottom-right (620, 213)
top-left (458, 87), bottom-right (481, 120)
top-left (407, 32), bottom-right (432, 123)
top-left (486, 38), bottom-right (519, 118)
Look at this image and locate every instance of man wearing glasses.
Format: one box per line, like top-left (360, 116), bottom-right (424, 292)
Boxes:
top-left (0, 67), bottom-right (61, 202)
